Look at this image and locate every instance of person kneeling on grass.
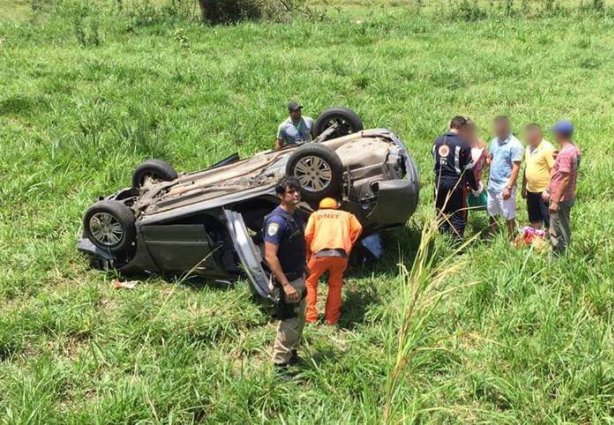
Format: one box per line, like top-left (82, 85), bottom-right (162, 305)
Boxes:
top-left (543, 120), bottom-right (581, 255)
top-left (304, 197), bottom-right (362, 326)
top-left (521, 123), bottom-right (555, 230)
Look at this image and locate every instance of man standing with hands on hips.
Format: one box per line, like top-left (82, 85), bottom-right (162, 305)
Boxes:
top-left (263, 177), bottom-right (307, 371)
top-left (487, 116), bottom-right (524, 238)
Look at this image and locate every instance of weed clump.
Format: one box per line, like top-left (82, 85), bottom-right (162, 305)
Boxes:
top-left (198, 0), bottom-right (316, 24)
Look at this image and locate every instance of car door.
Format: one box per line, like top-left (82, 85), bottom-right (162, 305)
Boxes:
top-left (140, 224), bottom-right (223, 276)
top-left (224, 209), bottom-right (279, 302)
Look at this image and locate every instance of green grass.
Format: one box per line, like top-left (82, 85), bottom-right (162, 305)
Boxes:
top-left (1, 0), bottom-right (613, 423)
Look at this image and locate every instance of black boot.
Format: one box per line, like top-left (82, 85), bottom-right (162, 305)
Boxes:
top-left (289, 350), bottom-right (302, 365)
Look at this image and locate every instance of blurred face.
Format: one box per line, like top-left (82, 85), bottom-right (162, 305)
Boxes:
top-left (462, 124), bottom-right (477, 144)
top-left (494, 119), bottom-right (510, 139)
top-left (289, 109), bottom-right (302, 121)
top-left (553, 131), bottom-right (568, 144)
top-left (279, 186), bottom-right (302, 206)
top-left (525, 127), bottom-right (542, 146)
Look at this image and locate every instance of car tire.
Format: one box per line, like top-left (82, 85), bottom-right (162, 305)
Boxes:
top-left (286, 144), bottom-right (344, 202)
top-left (132, 159), bottom-right (178, 188)
top-left (315, 107), bottom-right (364, 140)
top-left (83, 200), bottom-right (136, 253)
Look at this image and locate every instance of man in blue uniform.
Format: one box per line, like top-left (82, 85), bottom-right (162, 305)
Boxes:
top-left (432, 116), bottom-right (479, 240)
top-left (263, 176), bottom-right (307, 370)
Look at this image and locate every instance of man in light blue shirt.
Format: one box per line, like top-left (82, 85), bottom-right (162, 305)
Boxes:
top-left (275, 101), bottom-right (315, 150)
top-left (487, 116), bottom-right (523, 236)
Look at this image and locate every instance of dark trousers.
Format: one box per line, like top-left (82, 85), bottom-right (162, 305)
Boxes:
top-left (435, 179), bottom-right (467, 239)
top-left (550, 200), bottom-right (573, 255)
top-left (527, 191), bottom-right (550, 228)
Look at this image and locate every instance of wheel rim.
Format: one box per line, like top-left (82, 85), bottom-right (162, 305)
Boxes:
top-left (322, 117), bottom-right (355, 138)
top-left (89, 212), bottom-right (124, 247)
top-left (293, 156), bottom-right (332, 192)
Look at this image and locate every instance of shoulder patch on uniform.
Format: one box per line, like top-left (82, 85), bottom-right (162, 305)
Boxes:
top-left (267, 223), bottom-right (280, 237)
top-left (438, 145), bottom-right (450, 157)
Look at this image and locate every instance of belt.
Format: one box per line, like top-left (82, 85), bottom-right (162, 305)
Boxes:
top-left (315, 248), bottom-right (347, 258)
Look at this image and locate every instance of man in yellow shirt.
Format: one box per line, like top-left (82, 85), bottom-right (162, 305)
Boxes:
top-left (521, 124), bottom-right (555, 229)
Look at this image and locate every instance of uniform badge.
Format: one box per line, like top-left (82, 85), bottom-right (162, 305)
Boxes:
top-left (438, 145), bottom-right (450, 157)
top-left (267, 223), bottom-right (280, 237)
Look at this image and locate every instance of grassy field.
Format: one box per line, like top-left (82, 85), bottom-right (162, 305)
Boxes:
top-left (1, 0), bottom-right (613, 423)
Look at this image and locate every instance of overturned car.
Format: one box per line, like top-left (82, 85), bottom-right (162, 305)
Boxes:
top-left (78, 108), bottom-right (420, 301)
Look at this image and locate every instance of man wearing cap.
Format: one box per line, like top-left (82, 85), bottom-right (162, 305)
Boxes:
top-left (304, 197), bottom-right (362, 325)
top-left (543, 120), bottom-right (581, 254)
top-left (275, 101), bottom-right (316, 150)
top-left (263, 176), bottom-right (307, 370)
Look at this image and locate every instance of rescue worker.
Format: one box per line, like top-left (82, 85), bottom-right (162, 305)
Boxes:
top-left (304, 197), bottom-right (363, 325)
top-left (275, 101), bottom-right (315, 150)
top-left (263, 176), bottom-right (307, 370)
top-left (432, 116), bottom-right (479, 240)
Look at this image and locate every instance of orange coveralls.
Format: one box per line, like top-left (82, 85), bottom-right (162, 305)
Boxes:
top-left (304, 209), bottom-right (363, 324)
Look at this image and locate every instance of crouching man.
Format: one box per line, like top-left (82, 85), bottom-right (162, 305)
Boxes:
top-left (263, 177), bottom-right (307, 370)
top-left (305, 197), bottom-right (362, 325)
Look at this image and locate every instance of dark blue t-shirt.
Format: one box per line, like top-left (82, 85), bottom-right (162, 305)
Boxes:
top-left (263, 206), bottom-right (306, 279)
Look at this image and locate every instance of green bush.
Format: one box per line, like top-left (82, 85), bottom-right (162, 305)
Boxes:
top-left (198, 0), bottom-right (264, 24)
top-left (197, 0), bottom-right (314, 24)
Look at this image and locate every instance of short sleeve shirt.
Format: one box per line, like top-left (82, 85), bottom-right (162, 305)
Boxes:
top-left (277, 117), bottom-right (315, 147)
top-left (488, 135), bottom-right (524, 193)
top-left (263, 214), bottom-right (290, 245)
top-left (549, 144), bottom-right (581, 202)
top-left (263, 207), bottom-right (306, 278)
top-left (524, 140), bottom-right (555, 193)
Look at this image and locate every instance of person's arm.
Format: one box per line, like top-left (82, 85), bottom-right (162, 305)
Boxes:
top-left (485, 140), bottom-right (493, 166)
top-left (549, 173), bottom-right (569, 213)
top-left (521, 148), bottom-right (528, 198)
top-left (549, 152), bottom-right (572, 212)
top-left (503, 143), bottom-right (523, 200)
top-left (460, 146), bottom-right (479, 191)
top-left (275, 126), bottom-right (285, 150)
top-left (264, 242), bottom-right (299, 302)
top-left (545, 146), bottom-right (555, 170)
top-left (304, 215), bottom-right (315, 259)
top-left (503, 161), bottom-right (521, 200)
top-left (349, 214), bottom-right (363, 246)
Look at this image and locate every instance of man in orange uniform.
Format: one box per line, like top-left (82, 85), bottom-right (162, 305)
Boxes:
top-left (304, 198), bottom-right (363, 325)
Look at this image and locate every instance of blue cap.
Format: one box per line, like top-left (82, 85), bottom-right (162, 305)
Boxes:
top-left (551, 120), bottom-right (574, 136)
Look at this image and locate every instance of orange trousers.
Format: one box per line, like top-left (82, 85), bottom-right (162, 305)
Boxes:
top-left (305, 256), bottom-right (348, 325)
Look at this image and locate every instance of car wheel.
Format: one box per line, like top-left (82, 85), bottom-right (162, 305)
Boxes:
top-left (286, 144), bottom-right (344, 202)
top-left (83, 200), bottom-right (136, 253)
top-left (315, 107), bottom-right (364, 141)
top-left (132, 159), bottom-right (178, 188)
